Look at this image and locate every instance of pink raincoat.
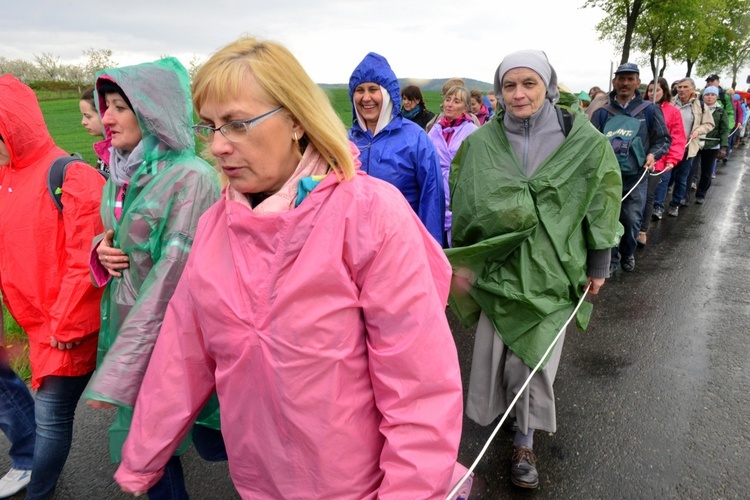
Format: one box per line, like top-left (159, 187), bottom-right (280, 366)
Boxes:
top-left (115, 158), bottom-right (463, 498)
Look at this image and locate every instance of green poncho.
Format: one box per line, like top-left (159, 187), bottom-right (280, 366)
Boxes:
top-left (447, 105), bottom-right (622, 369)
top-left (83, 57), bottom-right (221, 461)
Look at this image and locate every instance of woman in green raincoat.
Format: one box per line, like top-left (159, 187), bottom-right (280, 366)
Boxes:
top-left (82, 57), bottom-right (221, 498)
top-left (448, 50), bottom-right (622, 489)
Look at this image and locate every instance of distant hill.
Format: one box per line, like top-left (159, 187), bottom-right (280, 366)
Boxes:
top-left (320, 77), bottom-right (494, 92)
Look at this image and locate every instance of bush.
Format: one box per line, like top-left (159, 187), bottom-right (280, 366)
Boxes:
top-left (27, 80), bottom-right (81, 92)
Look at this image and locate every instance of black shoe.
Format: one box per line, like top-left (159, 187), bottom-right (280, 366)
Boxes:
top-left (622, 256), bottom-right (635, 272)
top-left (609, 262), bottom-right (618, 277)
top-left (511, 446), bottom-right (539, 489)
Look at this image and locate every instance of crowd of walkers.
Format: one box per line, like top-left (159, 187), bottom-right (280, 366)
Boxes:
top-left (0, 36), bottom-right (748, 499)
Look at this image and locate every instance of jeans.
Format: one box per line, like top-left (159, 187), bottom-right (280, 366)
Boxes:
top-left (613, 172), bottom-right (647, 264)
top-left (640, 173), bottom-right (662, 232)
top-left (670, 153), bottom-right (695, 208)
top-left (696, 148), bottom-right (720, 199)
top-left (652, 169), bottom-right (672, 210)
top-left (26, 372), bottom-right (91, 500)
top-left (0, 354), bottom-right (35, 470)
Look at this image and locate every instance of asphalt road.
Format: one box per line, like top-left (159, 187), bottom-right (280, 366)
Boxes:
top-left (2, 144), bottom-right (748, 499)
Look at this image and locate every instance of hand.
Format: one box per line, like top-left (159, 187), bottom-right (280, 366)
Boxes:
top-left (97, 229), bottom-right (130, 278)
top-left (690, 130), bottom-right (700, 140)
top-left (717, 148), bottom-right (727, 160)
top-left (586, 277), bottom-right (605, 295)
top-left (644, 154), bottom-right (656, 171)
top-left (86, 399), bottom-right (117, 410)
top-left (50, 336), bottom-right (82, 350)
top-left (664, 163), bottom-right (674, 172)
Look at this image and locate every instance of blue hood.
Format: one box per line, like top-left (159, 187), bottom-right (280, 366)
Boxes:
top-left (348, 52), bottom-right (401, 123)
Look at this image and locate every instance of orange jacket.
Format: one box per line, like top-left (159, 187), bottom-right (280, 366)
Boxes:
top-left (0, 75), bottom-right (105, 388)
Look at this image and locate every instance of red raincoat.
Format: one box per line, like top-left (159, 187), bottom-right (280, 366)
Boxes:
top-left (0, 75), bottom-right (105, 388)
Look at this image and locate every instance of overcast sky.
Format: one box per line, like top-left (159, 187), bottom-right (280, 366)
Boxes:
top-left (2, 0), bottom-right (748, 94)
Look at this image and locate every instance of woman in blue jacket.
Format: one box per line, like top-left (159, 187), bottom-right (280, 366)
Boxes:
top-left (348, 53), bottom-right (444, 243)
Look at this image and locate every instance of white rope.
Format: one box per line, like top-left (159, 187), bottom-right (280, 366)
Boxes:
top-left (446, 283), bottom-right (592, 499)
top-left (621, 166), bottom-right (650, 201)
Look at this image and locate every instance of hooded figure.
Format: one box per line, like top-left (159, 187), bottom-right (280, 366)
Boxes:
top-left (447, 50), bottom-right (622, 489)
top-left (0, 75), bottom-right (106, 498)
top-left (82, 58), bottom-right (221, 466)
top-left (348, 53), bottom-right (444, 243)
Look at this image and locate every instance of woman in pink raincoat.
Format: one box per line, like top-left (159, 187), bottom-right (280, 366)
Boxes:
top-left (114, 36), bottom-right (463, 499)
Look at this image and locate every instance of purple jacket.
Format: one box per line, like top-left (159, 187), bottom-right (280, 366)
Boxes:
top-left (428, 119), bottom-right (478, 241)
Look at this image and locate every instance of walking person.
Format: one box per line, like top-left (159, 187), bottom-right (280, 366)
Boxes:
top-left (694, 86), bottom-right (729, 204)
top-left (400, 84), bottom-right (435, 130)
top-left (82, 58), bottom-right (221, 499)
top-left (637, 78), bottom-right (685, 245)
top-left (348, 53), bottom-right (444, 243)
top-left (0, 75), bottom-right (106, 500)
top-left (658, 78), bottom-right (714, 218)
top-left (591, 63), bottom-right (670, 273)
top-left (114, 36), bottom-right (463, 499)
top-left (448, 50), bottom-right (622, 489)
top-left (79, 88), bottom-right (109, 173)
top-left (0, 308), bottom-right (35, 499)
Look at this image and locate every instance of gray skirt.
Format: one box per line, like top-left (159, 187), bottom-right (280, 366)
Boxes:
top-left (465, 311), bottom-right (566, 433)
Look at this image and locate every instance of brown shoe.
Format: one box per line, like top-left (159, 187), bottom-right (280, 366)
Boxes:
top-left (511, 445), bottom-right (539, 489)
top-left (636, 231), bottom-right (647, 247)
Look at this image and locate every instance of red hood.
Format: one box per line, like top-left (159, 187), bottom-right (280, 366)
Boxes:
top-left (0, 75), bottom-right (62, 170)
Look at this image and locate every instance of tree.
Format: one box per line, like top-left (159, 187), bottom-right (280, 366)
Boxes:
top-left (584, 0), bottom-right (654, 64)
top-left (33, 52), bottom-right (62, 81)
top-left (82, 48), bottom-right (116, 82)
top-left (187, 54), bottom-right (205, 81)
top-left (696, 0), bottom-right (750, 87)
top-left (0, 57), bottom-right (42, 82)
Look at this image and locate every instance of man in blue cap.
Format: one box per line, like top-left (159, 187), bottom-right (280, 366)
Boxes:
top-left (592, 62), bottom-right (671, 274)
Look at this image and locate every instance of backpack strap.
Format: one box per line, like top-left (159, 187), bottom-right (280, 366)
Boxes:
top-left (555, 107), bottom-right (574, 137)
top-left (47, 154), bottom-right (106, 212)
top-left (603, 101), bottom-right (654, 129)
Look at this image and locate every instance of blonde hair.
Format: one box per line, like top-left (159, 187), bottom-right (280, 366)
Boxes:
top-left (445, 86), bottom-right (471, 110)
top-left (192, 37), bottom-right (355, 180)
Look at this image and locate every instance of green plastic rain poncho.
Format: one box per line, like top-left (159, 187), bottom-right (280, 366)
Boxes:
top-left (447, 101), bottom-right (622, 370)
top-left (82, 57), bottom-right (220, 461)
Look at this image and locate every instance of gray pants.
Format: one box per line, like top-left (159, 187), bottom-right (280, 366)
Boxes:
top-left (465, 311), bottom-right (566, 434)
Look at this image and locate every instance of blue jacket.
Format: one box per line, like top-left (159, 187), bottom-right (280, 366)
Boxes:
top-left (592, 90), bottom-right (671, 176)
top-left (348, 53), bottom-right (444, 243)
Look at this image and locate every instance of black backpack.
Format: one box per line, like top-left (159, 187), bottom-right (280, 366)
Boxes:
top-left (47, 155), bottom-right (109, 212)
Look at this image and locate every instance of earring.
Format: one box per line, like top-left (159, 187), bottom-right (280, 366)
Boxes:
top-left (293, 132), bottom-right (298, 142)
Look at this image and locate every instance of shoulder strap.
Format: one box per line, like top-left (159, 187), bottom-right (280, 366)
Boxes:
top-left (555, 107), bottom-right (574, 137)
top-left (47, 154), bottom-right (107, 212)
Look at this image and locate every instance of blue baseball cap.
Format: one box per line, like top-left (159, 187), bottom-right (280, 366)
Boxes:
top-left (614, 62), bottom-right (640, 75)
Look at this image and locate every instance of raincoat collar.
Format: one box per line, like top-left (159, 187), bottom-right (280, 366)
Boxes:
top-left (0, 75), bottom-right (58, 170)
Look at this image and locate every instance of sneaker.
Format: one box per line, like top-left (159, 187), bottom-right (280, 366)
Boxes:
top-left (621, 255), bottom-right (635, 272)
top-left (652, 207), bottom-right (664, 220)
top-left (636, 231), bottom-right (647, 247)
top-left (695, 197), bottom-right (705, 204)
top-left (691, 182), bottom-right (697, 190)
top-left (668, 205), bottom-right (679, 217)
top-left (680, 198), bottom-right (689, 206)
top-left (711, 172), bottom-right (716, 178)
top-left (0, 468), bottom-right (32, 498)
top-left (511, 446), bottom-right (539, 489)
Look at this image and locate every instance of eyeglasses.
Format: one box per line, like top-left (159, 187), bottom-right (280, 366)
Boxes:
top-left (193, 106), bottom-right (283, 143)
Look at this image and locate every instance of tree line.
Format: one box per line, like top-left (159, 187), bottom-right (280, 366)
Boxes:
top-left (585, 0), bottom-right (750, 87)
